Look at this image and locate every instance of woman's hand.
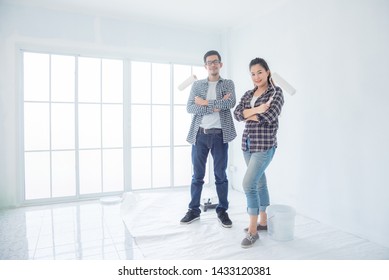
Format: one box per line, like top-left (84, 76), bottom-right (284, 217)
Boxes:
top-left (254, 103), bottom-right (270, 114)
top-left (245, 115), bottom-right (259, 122)
top-left (243, 103), bottom-right (269, 119)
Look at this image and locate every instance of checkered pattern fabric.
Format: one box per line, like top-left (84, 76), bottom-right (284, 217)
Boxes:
top-left (186, 77), bottom-right (237, 144)
top-left (234, 86), bottom-right (284, 152)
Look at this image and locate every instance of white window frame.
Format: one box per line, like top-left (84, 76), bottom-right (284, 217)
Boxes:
top-left (19, 49), bottom-right (210, 205)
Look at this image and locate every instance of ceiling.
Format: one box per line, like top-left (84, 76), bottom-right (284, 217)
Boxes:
top-left (3, 0), bottom-right (285, 31)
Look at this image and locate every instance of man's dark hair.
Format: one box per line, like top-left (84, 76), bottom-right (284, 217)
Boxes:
top-left (203, 50), bottom-right (221, 63)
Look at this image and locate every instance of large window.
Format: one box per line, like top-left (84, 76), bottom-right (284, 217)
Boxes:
top-left (23, 53), bottom-right (124, 201)
top-left (22, 51), bottom-right (207, 202)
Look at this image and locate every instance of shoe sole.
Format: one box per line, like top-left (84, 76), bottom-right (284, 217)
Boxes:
top-left (218, 218), bottom-right (232, 228)
top-left (180, 216), bottom-right (200, 224)
top-left (241, 243), bottom-right (255, 249)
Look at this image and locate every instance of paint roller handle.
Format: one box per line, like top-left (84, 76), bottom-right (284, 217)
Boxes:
top-left (266, 97), bottom-right (273, 105)
top-left (267, 76), bottom-right (277, 105)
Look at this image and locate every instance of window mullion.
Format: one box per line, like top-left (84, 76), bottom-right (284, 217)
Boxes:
top-left (75, 56), bottom-right (80, 198)
top-left (100, 59), bottom-right (104, 194)
top-left (49, 54), bottom-right (53, 199)
top-left (170, 64), bottom-right (174, 188)
top-left (150, 63), bottom-right (153, 189)
top-left (123, 59), bottom-right (131, 192)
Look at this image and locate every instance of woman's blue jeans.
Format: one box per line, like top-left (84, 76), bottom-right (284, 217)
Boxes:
top-left (188, 132), bottom-right (229, 215)
top-left (243, 146), bottom-right (275, 216)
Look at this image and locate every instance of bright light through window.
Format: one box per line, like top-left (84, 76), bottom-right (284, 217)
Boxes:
top-left (22, 51), bottom-right (207, 203)
top-left (23, 52), bottom-right (124, 201)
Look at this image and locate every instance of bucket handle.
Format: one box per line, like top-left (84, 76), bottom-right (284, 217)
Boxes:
top-left (267, 215), bottom-right (275, 221)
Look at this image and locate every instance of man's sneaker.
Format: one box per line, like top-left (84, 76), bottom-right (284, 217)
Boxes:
top-left (217, 211), bottom-right (232, 228)
top-left (241, 232), bottom-right (259, 248)
top-left (180, 210), bottom-right (200, 224)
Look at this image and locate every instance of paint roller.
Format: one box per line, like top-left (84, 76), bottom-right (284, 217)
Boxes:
top-left (178, 72), bottom-right (296, 96)
top-left (272, 72), bottom-right (296, 96)
top-left (177, 74), bottom-right (197, 91)
top-left (267, 72), bottom-right (296, 105)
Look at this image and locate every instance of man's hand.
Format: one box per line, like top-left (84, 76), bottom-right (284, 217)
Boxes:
top-left (196, 93), bottom-right (231, 110)
top-left (223, 93), bottom-right (231, 100)
top-left (195, 96), bottom-right (208, 106)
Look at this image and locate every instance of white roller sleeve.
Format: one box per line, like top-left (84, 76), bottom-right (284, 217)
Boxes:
top-left (178, 74), bottom-right (197, 91)
top-left (272, 72), bottom-right (296, 95)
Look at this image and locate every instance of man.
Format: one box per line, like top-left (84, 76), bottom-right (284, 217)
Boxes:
top-left (180, 50), bottom-right (237, 228)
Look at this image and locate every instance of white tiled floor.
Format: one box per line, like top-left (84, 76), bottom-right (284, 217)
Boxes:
top-left (0, 199), bottom-right (144, 260)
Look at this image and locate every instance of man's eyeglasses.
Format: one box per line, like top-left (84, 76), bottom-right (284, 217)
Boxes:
top-left (205, 60), bottom-right (221, 66)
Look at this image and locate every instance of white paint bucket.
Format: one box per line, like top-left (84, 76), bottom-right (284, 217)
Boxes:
top-left (266, 204), bottom-right (296, 241)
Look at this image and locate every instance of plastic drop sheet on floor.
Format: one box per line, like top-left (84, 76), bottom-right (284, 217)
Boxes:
top-left (120, 188), bottom-right (389, 260)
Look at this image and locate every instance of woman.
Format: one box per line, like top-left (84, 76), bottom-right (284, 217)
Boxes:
top-left (234, 58), bottom-right (284, 248)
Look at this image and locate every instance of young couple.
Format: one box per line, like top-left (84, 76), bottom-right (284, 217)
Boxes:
top-left (180, 50), bottom-right (284, 248)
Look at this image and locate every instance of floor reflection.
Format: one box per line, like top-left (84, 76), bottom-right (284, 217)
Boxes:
top-left (0, 200), bottom-right (143, 260)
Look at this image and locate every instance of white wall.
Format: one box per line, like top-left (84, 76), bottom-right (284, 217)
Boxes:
top-left (1, 0), bottom-right (389, 250)
top-left (0, 3), bottom-right (221, 208)
top-left (227, 0), bottom-right (389, 248)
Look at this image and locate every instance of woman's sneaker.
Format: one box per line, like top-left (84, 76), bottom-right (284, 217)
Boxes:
top-left (241, 232), bottom-right (259, 248)
top-left (243, 224), bottom-right (267, 232)
top-left (180, 210), bottom-right (200, 224)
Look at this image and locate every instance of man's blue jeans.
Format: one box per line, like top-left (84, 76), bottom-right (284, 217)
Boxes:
top-left (243, 146), bottom-right (275, 216)
top-left (188, 131), bottom-right (229, 215)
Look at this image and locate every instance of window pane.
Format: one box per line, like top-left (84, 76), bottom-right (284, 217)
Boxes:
top-left (152, 147), bottom-right (170, 188)
top-left (51, 103), bottom-right (75, 150)
top-left (131, 61), bottom-right (151, 104)
top-left (174, 105), bottom-right (191, 146)
top-left (152, 63), bottom-right (170, 104)
top-left (173, 64), bottom-right (192, 105)
top-left (24, 103), bottom-right (50, 151)
top-left (79, 150), bottom-right (101, 194)
top-left (102, 104), bottom-right (123, 148)
top-left (131, 105), bottom-right (151, 147)
top-left (131, 148), bottom-right (151, 190)
top-left (51, 55), bottom-right (75, 102)
top-left (24, 152), bottom-right (50, 199)
top-left (22, 54), bottom-right (208, 201)
top-left (102, 59), bottom-right (123, 103)
top-left (103, 149), bottom-right (123, 192)
top-left (78, 104), bottom-right (101, 149)
top-left (192, 65), bottom-right (208, 80)
top-left (152, 105), bottom-right (170, 146)
top-left (52, 151), bottom-right (76, 197)
top-left (174, 146), bottom-right (192, 187)
top-left (78, 57), bottom-right (101, 102)
top-left (23, 52), bottom-right (49, 101)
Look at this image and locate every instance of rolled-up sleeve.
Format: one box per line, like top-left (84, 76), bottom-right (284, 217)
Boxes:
top-left (213, 80), bottom-right (236, 110)
top-left (257, 88), bottom-right (284, 123)
top-left (186, 81), bottom-right (213, 115)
